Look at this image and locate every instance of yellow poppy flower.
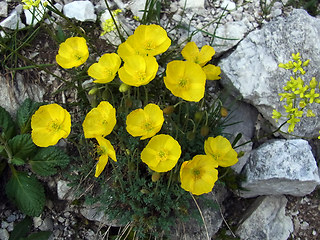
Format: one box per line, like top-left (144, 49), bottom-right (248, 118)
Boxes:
top-left (181, 42), bottom-right (215, 67)
top-left (82, 101), bottom-right (116, 138)
top-left (164, 60), bottom-right (206, 102)
top-left (118, 55), bottom-right (158, 87)
top-left (202, 64), bottom-right (221, 80)
top-left (31, 104), bottom-right (71, 147)
top-left (94, 136), bottom-right (117, 177)
top-left (204, 136), bottom-right (238, 167)
top-left (117, 35), bottom-right (146, 60)
top-left (56, 37), bottom-right (89, 69)
top-left (126, 103), bottom-right (164, 140)
top-left (88, 53), bottom-right (121, 84)
top-left (141, 134), bottom-right (181, 172)
top-left (180, 155), bottom-right (218, 195)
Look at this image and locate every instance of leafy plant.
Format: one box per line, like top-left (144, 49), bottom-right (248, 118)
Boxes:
top-left (8, 216), bottom-right (52, 240)
top-left (0, 99), bottom-right (70, 217)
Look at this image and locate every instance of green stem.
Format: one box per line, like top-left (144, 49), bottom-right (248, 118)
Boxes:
top-left (104, 0), bottom-right (125, 43)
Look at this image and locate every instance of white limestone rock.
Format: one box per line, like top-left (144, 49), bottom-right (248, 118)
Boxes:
top-left (240, 139), bottom-right (320, 198)
top-left (212, 20), bottom-right (249, 56)
top-left (57, 180), bottom-right (75, 201)
top-left (220, 9), bottom-right (320, 138)
top-left (178, 0), bottom-right (205, 9)
top-left (0, 1), bottom-right (8, 17)
top-left (63, 1), bottom-right (97, 22)
top-left (80, 205), bottom-right (125, 227)
top-left (126, 0), bottom-right (146, 19)
top-left (236, 195), bottom-right (293, 240)
top-left (221, 0), bottom-right (236, 11)
top-left (0, 5), bottom-right (25, 30)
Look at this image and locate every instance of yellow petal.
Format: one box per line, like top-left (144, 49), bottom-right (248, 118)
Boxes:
top-left (202, 64), bottom-right (221, 80)
top-left (95, 155), bottom-right (109, 177)
top-left (181, 42), bottom-right (199, 61)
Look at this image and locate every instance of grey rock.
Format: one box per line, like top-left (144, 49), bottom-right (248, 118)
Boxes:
top-left (178, 0), bottom-right (205, 9)
top-left (0, 73), bottom-right (44, 116)
top-left (57, 180), bottom-right (75, 201)
top-left (126, 0), bottom-right (147, 18)
top-left (63, 1), bottom-right (97, 22)
top-left (0, 229), bottom-right (9, 240)
top-left (6, 215), bottom-right (15, 223)
top-left (212, 21), bottom-right (250, 56)
top-left (172, 184), bottom-right (227, 240)
top-left (0, 1), bottom-right (8, 17)
top-left (220, 9), bottom-right (320, 138)
top-left (80, 204), bottom-right (125, 227)
top-left (33, 216), bottom-right (43, 228)
top-left (236, 195), bottom-right (293, 240)
top-left (0, 5), bottom-right (25, 29)
top-left (240, 139), bottom-right (320, 198)
top-left (39, 217), bottom-right (54, 231)
top-left (221, 0), bottom-right (236, 11)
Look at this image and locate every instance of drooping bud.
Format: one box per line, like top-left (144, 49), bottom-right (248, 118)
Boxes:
top-left (200, 125), bottom-right (209, 137)
top-left (119, 83), bottom-right (130, 92)
top-left (220, 107), bottom-right (228, 117)
top-left (163, 105), bottom-right (175, 115)
top-left (152, 172), bottom-right (161, 182)
top-left (88, 87), bottom-right (98, 95)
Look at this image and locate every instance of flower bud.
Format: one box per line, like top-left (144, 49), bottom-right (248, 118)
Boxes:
top-left (186, 131), bottom-right (195, 140)
top-left (200, 125), bottom-right (209, 137)
top-left (119, 83), bottom-right (130, 92)
top-left (220, 107), bottom-right (228, 117)
top-left (152, 172), bottom-right (161, 182)
top-left (140, 188), bottom-right (150, 194)
top-left (194, 111), bottom-right (203, 122)
top-left (237, 151), bottom-right (245, 158)
top-left (88, 87), bottom-right (98, 95)
top-left (163, 105), bottom-right (175, 115)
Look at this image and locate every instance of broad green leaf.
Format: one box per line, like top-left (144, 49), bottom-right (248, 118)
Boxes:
top-left (8, 216), bottom-right (32, 240)
top-left (8, 134), bottom-right (37, 160)
top-left (16, 99), bottom-right (43, 134)
top-left (11, 157), bottom-right (26, 166)
top-left (6, 172), bottom-right (45, 217)
top-left (29, 146), bottom-right (70, 176)
top-left (0, 105), bottom-right (16, 140)
top-left (25, 231), bottom-right (52, 240)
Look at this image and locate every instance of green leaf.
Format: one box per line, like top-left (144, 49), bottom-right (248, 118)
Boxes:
top-left (16, 99), bottom-right (43, 134)
top-left (8, 134), bottom-right (37, 160)
top-left (29, 146), bottom-right (70, 176)
top-left (0, 105), bottom-right (16, 140)
top-left (9, 216), bottom-right (32, 240)
top-left (6, 172), bottom-right (45, 217)
top-left (25, 231), bottom-right (52, 240)
top-left (11, 157), bottom-right (26, 166)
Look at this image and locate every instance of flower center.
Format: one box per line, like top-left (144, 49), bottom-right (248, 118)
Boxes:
top-left (145, 41), bottom-right (155, 51)
top-left (144, 122), bottom-right (153, 131)
top-left (211, 154), bottom-right (220, 161)
top-left (193, 169), bottom-right (200, 176)
top-left (179, 78), bottom-right (188, 87)
top-left (158, 150), bottom-right (167, 161)
top-left (49, 121), bottom-right (61, 133)
top-left (74, 54), bottom-right (83, 61)
top-left (137, 72), bottom-right (146, 82)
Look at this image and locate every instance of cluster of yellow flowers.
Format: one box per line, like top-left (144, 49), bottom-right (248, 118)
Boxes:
top-left (31, 101), bottom-right (238, 194)
top-left (33, 24), bottom-right (238, 195)
top-left (22, 0), bottom-right (42, 9)
top-left (100, 9), bottom-right (122, 36)
top-left (273, 53), bottom-right (320, 135)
